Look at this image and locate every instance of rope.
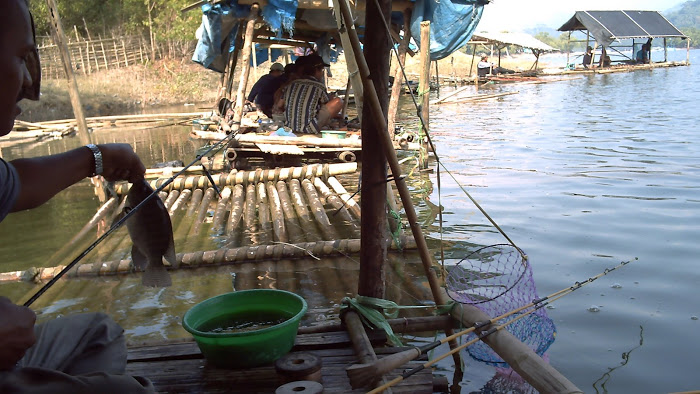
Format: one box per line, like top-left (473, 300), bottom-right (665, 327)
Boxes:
top-left (341, 296), bottom-right (454, 347)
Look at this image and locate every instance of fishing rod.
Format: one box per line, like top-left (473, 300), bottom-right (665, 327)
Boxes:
top-left (23, 130), bottom-right (238, 307)
top-left (369, 299), bottom-right (553, 394)
top-left (347, 258), bottom-right (636, 389)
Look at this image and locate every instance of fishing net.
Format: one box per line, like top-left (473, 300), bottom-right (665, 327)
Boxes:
top-left (445, 244), bottom-right (556, 367)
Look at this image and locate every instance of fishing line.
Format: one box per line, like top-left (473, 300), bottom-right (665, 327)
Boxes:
top-left (23, 131), bottom-right (238, 307)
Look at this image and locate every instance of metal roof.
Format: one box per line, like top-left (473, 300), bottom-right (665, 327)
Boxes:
top-left (472, 31), bottom-right (556, 52)
top-left (558, 11), bottom-right (687, 46)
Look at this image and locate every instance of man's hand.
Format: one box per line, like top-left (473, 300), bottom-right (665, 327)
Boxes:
top-left (0, 297), bottom-right (36, 370)
top-left (98, 143), bottom-right (147, 183)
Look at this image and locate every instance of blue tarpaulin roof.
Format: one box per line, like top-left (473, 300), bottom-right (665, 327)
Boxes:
top-left (192, 0), bottom-right (488, 71)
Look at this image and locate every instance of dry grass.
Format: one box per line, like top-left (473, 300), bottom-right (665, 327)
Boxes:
top-left (18, 58), bottom-right (221, 122)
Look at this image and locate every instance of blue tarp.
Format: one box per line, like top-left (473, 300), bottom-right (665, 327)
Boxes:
top-left (410, 0), bottom-right (486, 61)
top-left (192, 0), bottom-right (488, 70)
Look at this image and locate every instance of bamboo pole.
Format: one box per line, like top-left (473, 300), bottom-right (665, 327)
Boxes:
top-left (226, 184), bottom-right (245, 235)
top-left (266, 182), bottom-right (288, 243)
top-left (337, 0), bottom-right (460, 356)
top-left (190, 188), bottom-right (215, 236)
top-left (212, 187), bottom-right (233, 231)
top-left (45, 0), bottom-right (90, 144)
top-left (418, 21), bottom-right (431, 169)
top-left (232, 4), bottom-right (259, 131)
top-left (163, 190), bottom-right (180, 211)
top-left (387, 9), bottom-right (412, 137)
top-left (327, 176), bottom-right (360, 219)
top-left (275, 180), bottom-right (305, 243)
top-left (255, 182), bottom-right (273, 244)
top-left (169, 188), bottom-right (192, 214)
top-left (333, 0), bottom-right (364, 120)
top-left (243, 184), bottom-right (258, 245)
top-left (313, 177), bottom-right (359, 238)
top-left (301, 179), bottom-right (338, 241)
top-left (115, 163), bottom-right (358, 195)
top-left (288, 179), bottom-right (322, 241)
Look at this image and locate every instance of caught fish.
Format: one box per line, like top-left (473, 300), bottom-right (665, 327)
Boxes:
top-left (124, 179), bottom-right (178, 287)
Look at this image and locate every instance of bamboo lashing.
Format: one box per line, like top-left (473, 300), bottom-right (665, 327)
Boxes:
top-left (114, 163), bottom-right (358, 195)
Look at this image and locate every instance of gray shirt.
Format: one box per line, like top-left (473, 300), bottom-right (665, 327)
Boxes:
top-left (0, 158), bottom-right (19, 222)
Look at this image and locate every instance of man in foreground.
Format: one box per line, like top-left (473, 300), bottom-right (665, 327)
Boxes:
top-left (1, 1), bottom-right (154, 392)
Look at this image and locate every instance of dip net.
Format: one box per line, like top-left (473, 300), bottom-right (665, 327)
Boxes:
top-left (445, 244), bottom-right (556, 367)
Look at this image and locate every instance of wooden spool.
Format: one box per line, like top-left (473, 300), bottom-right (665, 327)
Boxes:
top-left (274, 381), bottom-right (323, 394)
top-left (274, 352), bottom-right (322, 384)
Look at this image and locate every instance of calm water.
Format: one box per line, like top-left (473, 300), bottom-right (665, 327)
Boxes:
top-left (0, 48), bottom-right (698, 393)
top-left (417, 48), bottom-right (700, 393)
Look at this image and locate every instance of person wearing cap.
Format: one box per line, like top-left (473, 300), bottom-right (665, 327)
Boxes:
top-left (0, 0), bottom-right (153, 392)
top-left (247, 62), bottom-right (285, 117)
top-left (283, 54), bottom-right (343, 134)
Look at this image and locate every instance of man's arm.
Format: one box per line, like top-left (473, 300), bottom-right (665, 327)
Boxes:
top-left (10, 143), bottom-right (145, 212)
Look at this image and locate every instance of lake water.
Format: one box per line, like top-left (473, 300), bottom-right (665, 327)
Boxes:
top-left (0, 48), bottom-right (698, 393)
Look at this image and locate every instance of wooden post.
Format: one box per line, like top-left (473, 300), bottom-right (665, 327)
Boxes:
top-left (387, 9), bottom-right (412, 136)
top-left (45, 0), bottom-right (90, 145)
top-left (418, 21), bottom-right (431, 169)
top-left (664, 38), bottom-right (667, 62)
top-left (113, 40), bottom-right (120, 67)
top-left (357, 0), bottom-right (391, 299)
top-left (337, 0), bottom-right (463, 370)
top-left (333, 0), bottom-right (364, 121)
top-left (100, 40), bottom-right (109, 69)
top-left (232, 4), bottom-right (259, 130)
top-left (121, 39), bottom-right (129, 66)
top-left (222, 27), bottom-right (244, 101)
top-left (77, 44), bottom-right (87, 75)
top-left (469, 43), bottom-right (476, 77)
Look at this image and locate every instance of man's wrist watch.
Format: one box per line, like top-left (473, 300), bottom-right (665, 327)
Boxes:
top-left (86, 144), bottom-right (103, 176)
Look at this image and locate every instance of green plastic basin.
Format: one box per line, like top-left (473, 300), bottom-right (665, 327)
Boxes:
top-left (321, 130), bottom-right (348, 139)
top-left (182, 289), bottom-right (307, 368)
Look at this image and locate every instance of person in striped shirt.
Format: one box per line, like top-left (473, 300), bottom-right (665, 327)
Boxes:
top-left (283, 54), bottom-right (343, 134)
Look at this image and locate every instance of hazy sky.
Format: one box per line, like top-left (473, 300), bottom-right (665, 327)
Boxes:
top-left (478, 0), bottom-right (688, 31)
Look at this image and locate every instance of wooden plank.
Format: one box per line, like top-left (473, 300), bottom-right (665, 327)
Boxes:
top-left (126, 346), bottom-right (434, 393)
top-left (128, 331), bottom-right (387, 362)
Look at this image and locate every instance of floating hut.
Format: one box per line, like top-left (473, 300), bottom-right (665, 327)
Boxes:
top-left (555, 10), bottom-right (690, 73)
top-left (469, 31), bottom-right (557, 77)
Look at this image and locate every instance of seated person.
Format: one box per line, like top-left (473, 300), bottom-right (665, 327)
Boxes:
top-left (247, 62), bottom-right (284, 117)
top-left (636, 42), bottom-right (651, 64)
top-left (477, 55), bottom-right (515, 77)
top-left (582, 46), bottom-right (594, 69)
top-left (477, 55), bottom-right (493, 77)
top-left (271, 62), bottom-right (300, 118)
top-left (283, 54), bottom-right (343, 134)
